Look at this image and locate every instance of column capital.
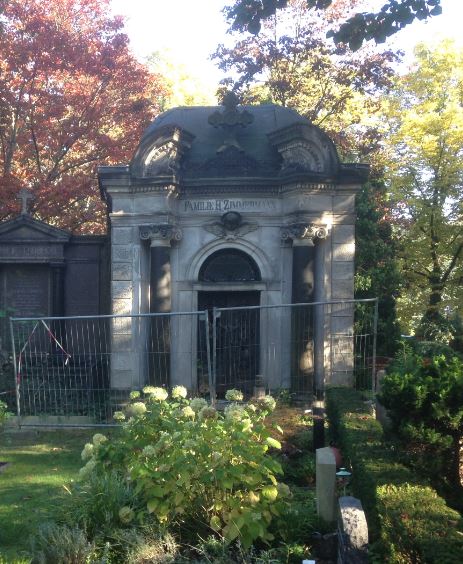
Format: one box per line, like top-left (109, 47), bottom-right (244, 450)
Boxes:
top-left (281, 223), bottom-right (328, 245)
top-left (139, 224), bottom-right (183, 247)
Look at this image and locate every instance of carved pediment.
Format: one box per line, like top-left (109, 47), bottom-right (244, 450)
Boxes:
top-left (131, 124), bottom-right (195, 179)
top-left (278, 140), bottom-right (323, 173)
top-left (0, 215), bottom-right (70, 243)
top-left (268, 123), bottom-right (339, 178)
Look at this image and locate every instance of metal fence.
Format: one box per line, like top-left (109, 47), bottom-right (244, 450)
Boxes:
top-left (5, 299), bottom-right (377, 425)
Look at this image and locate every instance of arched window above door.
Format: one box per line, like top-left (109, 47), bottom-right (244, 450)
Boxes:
top-left (199, 249), bottom-right (261, 283)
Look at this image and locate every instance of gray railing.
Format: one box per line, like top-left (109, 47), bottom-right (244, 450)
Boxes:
top-left (6, 299), bottom-right (378, 426)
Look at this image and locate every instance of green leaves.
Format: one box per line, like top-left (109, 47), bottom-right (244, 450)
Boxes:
top-left (225, 1), bottom-right (442, 50)
top-left (380, 352), bottom-right (463, 485)
top-left (265, 437), bottom-right (282, 449)
top-left (87, 392), bottom-right (289, 548)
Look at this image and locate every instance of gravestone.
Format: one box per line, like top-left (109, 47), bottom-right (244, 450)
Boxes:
top-left (337, 496), bottom-right (368, 563)
top-left (316, 446), bottom-right (337, 522)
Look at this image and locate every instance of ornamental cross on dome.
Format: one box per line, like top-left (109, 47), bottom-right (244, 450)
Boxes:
top-left (208, 91), bottom-right (254, 152)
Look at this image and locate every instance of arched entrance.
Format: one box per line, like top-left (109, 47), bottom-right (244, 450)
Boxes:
top-left (197, 249), bottom-right (261, 397)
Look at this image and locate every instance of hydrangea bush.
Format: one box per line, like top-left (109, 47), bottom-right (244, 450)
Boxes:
top-left (80, 387), bottom-right (289, 548)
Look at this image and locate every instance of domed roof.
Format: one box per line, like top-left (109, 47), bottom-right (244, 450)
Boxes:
top-left (130, 101), bottom-right (342, 182)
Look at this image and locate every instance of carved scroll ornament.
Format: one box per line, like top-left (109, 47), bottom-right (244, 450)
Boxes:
top-left (139, 224), bottom-right (183, 245)
top-left (281, 223), bottom-right (328, 244)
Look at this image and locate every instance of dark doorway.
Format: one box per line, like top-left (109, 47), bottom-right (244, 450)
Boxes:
top-left (198, 290), bottom-right (260, 398)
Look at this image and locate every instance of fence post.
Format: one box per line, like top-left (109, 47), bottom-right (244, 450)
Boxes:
top-left (203, 311), bottom-right (215, 407)
top-left (371, 298), bottom-right (379, 394)
top-left (212, 308), bottom-right (219, 406)
top-left (8, 318), bottom-right (21, 427)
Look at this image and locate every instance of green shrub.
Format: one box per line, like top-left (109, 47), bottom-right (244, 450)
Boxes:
top-left (30, 523), bottom-right (94, 564)
top-left (379, 354), bottom-right (463, 488)
top-left (326, 388), bottom-right (463, 563)
top-left (79, 387), bottom-right (290, 549)
top-left (378, 484), bottom-right (463, 564)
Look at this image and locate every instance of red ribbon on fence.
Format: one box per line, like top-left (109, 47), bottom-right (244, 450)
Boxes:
top-left (40, 320), bottom-right (71, 365)
top-left (16, 322), bottom-right (39, 385)
top-left (16, 320), bottom-right (71, 385)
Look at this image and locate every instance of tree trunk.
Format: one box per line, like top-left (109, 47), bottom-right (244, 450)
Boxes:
top-left (451, 434), bottom-right (463, 489)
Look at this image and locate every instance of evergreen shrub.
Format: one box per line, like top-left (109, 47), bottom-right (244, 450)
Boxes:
top-left (326, 388), bottom-right (463, 563)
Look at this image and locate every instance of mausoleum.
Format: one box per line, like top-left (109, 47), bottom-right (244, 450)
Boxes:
top-left (99, 94), bottom-right (368, 397)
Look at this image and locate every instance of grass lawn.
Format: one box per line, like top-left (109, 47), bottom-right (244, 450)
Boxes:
top-left (0, 428), bottom-right (96, 562)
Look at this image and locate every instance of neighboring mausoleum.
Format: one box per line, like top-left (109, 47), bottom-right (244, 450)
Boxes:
top-left (0, 190), bottom-right (108, 350)
top-left (99, 94), bottom-right (368, 394)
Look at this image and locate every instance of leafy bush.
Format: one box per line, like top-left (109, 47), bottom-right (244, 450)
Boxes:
top-left (80, 388), bottom-right (290, 549)
top-left (379, 354), bottom-right (463, 487)
top-left (326, 388), bottom-right (463, 563)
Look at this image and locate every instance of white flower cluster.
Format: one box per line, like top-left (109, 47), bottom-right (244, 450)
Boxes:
top-left (129, 390), bottom-right (141, 400)
top-left (190, 397), bottom-right (208, 413)
top-left (129, 401), bottom-right (147, 416)
top-left (143, 386), bottom-right (168, 401)
top-left (79, 458), bottom-right (96, 479)
top-left (199, 406), bottom-right (217, 421)
top-left (92, 433), bottom-right (107, 447)
top-left (113, 410), bottom-right (125, 422)
top-left (81, 442), bottom-right (94, 461)
top-left (180, 406), bottom-right (195, 419)
top-left (225, 389), bottom-right (244, 401)
top-left (171, 385), bottom-right (188, 399)
top-left (224, 403), bottom-right (248, 422)
top-left (257, 395), bottom-right (276, 412)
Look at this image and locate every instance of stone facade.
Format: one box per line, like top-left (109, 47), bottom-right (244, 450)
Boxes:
top-left (99, 98), bottom-right (367, 394)
top-left (0, 213), bottom-right (109, 350)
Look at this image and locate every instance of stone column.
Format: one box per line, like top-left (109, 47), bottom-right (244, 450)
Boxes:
top-left (281, 223), bottom-right (327, 397)
top-left (139, 224), bottom-right (182, 388)
top-left (314, 234), bottom-right (327, 398)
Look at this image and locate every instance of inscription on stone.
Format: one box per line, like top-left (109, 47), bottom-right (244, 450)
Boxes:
top-left (5, 266), bottom-right (50, 317)
top-left (183, 199), bottom-right (277, 213)
top-left (0, 244), bottom-right (61, 260)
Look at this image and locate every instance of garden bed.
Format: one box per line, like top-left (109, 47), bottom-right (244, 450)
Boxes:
top-left (0, 395), bottom-right (327, 563)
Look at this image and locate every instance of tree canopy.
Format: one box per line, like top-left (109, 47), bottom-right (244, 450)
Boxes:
top-left (385, 40), bottom-right (463, 338)
top-left (225, 0), bottom-right (443, 50)
top-left (214, 0), bottom-right (397, 162)
top-left (214, 0), bottom-right (402, 354)
top-left (0, 0), bottom-right (166, 233)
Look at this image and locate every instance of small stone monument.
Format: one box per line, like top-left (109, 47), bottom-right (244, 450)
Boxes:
top-left (316, 446), bottom-right (337, 522)
top-left (337, 496), bottom-right (368, 563)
